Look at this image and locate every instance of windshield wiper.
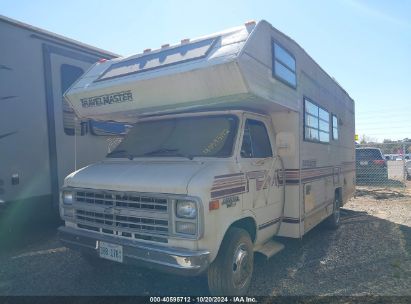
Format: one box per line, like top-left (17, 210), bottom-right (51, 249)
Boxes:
top-left (144, 148), bottom-right (194, 160)
top-left (106, 149), bottom-right (135, 160)
top-left (144, 148), bottom-right (179, 156)
top-left (107, 149), bottom-right (127, 157)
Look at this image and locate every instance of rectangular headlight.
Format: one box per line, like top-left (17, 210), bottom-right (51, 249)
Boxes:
top-left (175, 221), bottom-right (196, 235)
top-left (62, 190), bottom-right (74, 205)
top-left (176, 200), bottom-right (197, 219)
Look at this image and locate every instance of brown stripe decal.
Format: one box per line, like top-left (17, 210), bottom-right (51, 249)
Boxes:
top-left (212, 177), bottom-right (247, 186)
top-left (211, 172), bottom-right (247, 199)
top-left (211, 181), bottom-right (247, 191)
top-left (215, 173), bottom-right (244, 179)
top-left (282, 163), bottom-right (356, 184)
top-left (282, 217), bottom-right (301, 224)
top-left (258, 217), bottom-right (281, 230)
top-left (211, 186), bottom-right (247, 199)
top-left (211, 162), bottom-right (354, 198)
top-left (258, 217), bottom-right (301, 230)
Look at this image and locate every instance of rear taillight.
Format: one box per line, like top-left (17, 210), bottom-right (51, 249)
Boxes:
top-left (373, 160), bottom-right (386, 166)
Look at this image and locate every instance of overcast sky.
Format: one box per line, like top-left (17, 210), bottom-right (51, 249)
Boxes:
top-left (1, 0), bottom-right (410, 142)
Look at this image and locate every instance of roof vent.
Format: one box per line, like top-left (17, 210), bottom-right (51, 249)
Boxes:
top-left (161, 44), bottom-right (170, 49)
top-left (244, 20), bottom-right (256, 26)
top-left (143, 48), bottom-right (152, 53)
top-left (181, 38), bottom-right (190, 44)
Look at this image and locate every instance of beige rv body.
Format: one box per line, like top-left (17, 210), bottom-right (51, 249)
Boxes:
top-left (59, 20), bottom-right (355, 294)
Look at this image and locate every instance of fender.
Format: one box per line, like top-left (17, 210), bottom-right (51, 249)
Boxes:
top-left (208, 210), bottom-right (258, 262)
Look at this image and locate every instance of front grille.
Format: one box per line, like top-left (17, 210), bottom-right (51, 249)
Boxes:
top-left (75, 209), bottom-right (168, 234)
top-left (70, 189), bottom-right (170, 243)
top-left (76, 191), bottom-right (168, 212)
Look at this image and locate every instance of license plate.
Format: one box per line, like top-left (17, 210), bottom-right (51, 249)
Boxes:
top-left (99, 241), bottom-right (123, 263)
top-left (360, 161), bottom-right (368, 166)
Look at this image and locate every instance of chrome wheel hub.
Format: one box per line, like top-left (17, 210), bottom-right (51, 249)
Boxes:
top-left (232, 244), bottom-right (251, 289)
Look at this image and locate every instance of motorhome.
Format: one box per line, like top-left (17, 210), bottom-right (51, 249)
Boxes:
top-left (59, 20), bottom-right (355, 295)
top-left (0, 15), bottom-right (123, 223)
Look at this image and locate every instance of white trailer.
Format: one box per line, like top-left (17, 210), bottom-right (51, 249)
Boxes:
top-left (0, 15), bottom-right (122, 218)
top-left (60, 20), bottom-right (355, 295)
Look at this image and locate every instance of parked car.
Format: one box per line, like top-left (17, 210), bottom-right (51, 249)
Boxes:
top-left (356, 148), bottom-right (388, 183)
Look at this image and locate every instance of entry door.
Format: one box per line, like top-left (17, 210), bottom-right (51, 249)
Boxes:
top-left (238, 114), bottom-right (284, 236)
top-left (48, 52), bottom-right (110, 202)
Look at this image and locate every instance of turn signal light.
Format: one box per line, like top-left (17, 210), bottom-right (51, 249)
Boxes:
top-left (209, 200), bottom-right (220, 211)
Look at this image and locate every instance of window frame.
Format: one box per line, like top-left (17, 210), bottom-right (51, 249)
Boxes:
top-left (271, 39), bottom-right (297, 89)
top-left (332, 114), bottom-right (339, 141)
top-left (240, 118), bottom-right (273, 159)
top-left (303, 97), bottom-right (330, 144)
top-left (89, 120), bottom-right (131, 136)
top-left (96, 37), bottom-right (218, 82)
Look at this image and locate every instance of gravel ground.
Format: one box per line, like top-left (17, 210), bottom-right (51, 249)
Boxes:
top-left (0, 188), bottom-right (410, 296)
top-left (349, 186), bottom-right (411, 227)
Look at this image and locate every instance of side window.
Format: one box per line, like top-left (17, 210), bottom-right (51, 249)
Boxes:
top-left (241, 119), bottom-right (272, 158)
top-left (60, 64), bottom-right (84, 136)
top-left (272, 42), bottom-right (296, 88)
top-left (332, 114), bottom-right (338, 140)
top-left (241, 124), bottom-right (253, 158)
top-left (304, 98), bottom-right (330, 143)
top-left (90, 120), bottom-right (131, 136)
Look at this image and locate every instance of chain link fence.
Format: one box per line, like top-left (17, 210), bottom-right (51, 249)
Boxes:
top-left (356, 142), bottom-right (411, 189)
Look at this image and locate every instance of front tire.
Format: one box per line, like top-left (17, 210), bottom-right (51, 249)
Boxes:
top-left (207, 227), bottom-right (254, 296)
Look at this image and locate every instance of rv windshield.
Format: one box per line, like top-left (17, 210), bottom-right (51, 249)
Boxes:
top-left (107, 115), bottom-right (238, 159)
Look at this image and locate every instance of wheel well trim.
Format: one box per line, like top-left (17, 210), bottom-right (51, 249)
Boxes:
top-left (209, 213), bottom-right (257, 263)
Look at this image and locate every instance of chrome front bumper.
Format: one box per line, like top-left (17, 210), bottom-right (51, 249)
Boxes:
top-left (58, 226), bottom-right (210, 276)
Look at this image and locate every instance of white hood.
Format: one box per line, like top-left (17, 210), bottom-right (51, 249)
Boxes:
top-left (64, 159), bottom-right (208, 195)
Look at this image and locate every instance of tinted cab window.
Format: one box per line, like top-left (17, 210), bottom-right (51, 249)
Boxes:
top-left (241, 119), bottom-right (272, 158)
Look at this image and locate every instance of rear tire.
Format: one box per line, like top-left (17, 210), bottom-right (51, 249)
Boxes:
top-left (207, 227), bottom-right (253, 296)
top-left (324, 195), bottom-right (341, 230)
